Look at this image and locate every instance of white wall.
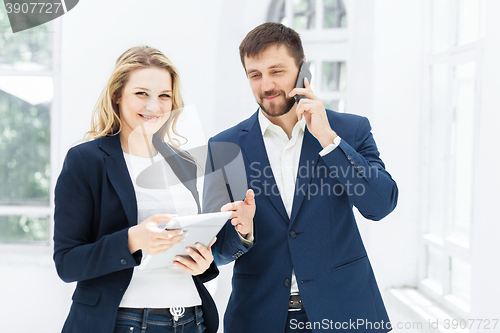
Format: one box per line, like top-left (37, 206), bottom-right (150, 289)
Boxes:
top-left (0, 246), bottom-right (75, 332)
top-left (58, 0), bottom-right (225, 154)
top-left (213, 0), bottom-right (271, 135)
top-left (369, 0), bottom-right (423, 291)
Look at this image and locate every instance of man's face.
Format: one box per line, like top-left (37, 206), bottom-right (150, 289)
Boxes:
top-left (244, 45), bottom-right (299, 117)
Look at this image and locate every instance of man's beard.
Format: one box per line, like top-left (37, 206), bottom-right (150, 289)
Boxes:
top-left (258, 89), bottom-right (296, 117)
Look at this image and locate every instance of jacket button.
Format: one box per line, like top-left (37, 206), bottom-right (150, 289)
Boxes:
top-left (284, 279), bottom-right (291, 287)
top-left (120, 259), bottom-right (127, 265)
top-left (289, 231), bottom-right (297, 239)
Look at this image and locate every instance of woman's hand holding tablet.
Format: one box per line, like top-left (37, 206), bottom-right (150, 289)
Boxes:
top-left (128, 214), bottom-right (185, 256)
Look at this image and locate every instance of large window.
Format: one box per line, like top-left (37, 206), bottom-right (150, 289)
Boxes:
top-left (0, 9), bottom-right (58, 243)
top-left (420, 0), bottom-right (484, 318)
top-left (267, 0), bottom-right (348, 112)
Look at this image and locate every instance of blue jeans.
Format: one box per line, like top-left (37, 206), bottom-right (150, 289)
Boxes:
top-left (113, 307), bottom-right (205, 333)
top-left (286, 309), bottom-right (313, 333)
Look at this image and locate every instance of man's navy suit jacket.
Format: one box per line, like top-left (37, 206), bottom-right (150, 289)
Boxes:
top-left (53, 134), bottom-right (219, 333)
top-left (207, 110), bottom-right (398, 333)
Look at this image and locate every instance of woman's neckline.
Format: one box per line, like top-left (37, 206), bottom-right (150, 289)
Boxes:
top-left (123, 151), bottom-right (161, 160)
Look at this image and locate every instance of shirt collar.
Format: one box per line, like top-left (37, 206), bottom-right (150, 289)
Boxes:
top-left (258, 108), bottom-right (306, 137)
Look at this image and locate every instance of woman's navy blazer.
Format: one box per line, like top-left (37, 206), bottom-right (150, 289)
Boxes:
top-left (53, 134), bottom-right (219, 333)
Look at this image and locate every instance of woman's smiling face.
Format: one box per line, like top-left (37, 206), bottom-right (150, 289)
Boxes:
top-left (117, 67), bottom-right (173, 138)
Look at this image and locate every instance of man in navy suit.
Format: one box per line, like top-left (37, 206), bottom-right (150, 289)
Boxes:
top-left (207, 22), bottom-right (398, 332)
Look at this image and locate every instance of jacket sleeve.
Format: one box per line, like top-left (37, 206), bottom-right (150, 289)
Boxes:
top-left (196, 261), bottom-right (219, 283)
top-left (53, 147), bottom-right (140, 283)
top-left (202, 138), bottom-right (253, 266)
top-left (321, 116), bottom-right (398, 220)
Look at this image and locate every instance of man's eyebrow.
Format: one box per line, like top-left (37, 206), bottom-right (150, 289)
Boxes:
top-left (269, 62), bottom-right (289, 69)
top-left (246, 63), bottom-right (289, 75)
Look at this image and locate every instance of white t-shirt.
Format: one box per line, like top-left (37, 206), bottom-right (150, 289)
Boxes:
top-left (119, 152), bottom-right (201, 308)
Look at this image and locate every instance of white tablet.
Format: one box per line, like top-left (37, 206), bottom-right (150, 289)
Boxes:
top-left (138, 211), bottom-right (232, 270)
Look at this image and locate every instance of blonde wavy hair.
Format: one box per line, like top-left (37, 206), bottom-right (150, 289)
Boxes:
top-left (85, 46), bottom-right (186, 150)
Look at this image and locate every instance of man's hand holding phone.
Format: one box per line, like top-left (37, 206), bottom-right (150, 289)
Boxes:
top-left (290, 63), bottom-right (338, 148)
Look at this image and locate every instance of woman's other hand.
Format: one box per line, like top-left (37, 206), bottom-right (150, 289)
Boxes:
top-left (128, 214), bottom-right (184, 255)
top-left (173, 238), bottom-right (216, 275)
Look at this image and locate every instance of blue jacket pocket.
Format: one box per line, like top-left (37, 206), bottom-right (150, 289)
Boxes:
top-left (331, 255), bottom-right (367, 272)
top-left (72, 285), bottom-right (102, 306)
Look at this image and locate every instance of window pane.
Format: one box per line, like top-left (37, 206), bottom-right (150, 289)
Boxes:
top-left (0, 215), bottom-right (49, 243)
top-left (324, 99), bottom-right (345, 113)
top-left (426, 246), bottom-right (444, 294)
top-left (0, 12), bottom-right (53, 71)
top-left (323, 0), bottom-right (347, 28)
top-left (307, 61), bottom-right (316, 91)
top-left (293, 0), bottom-right (316, 30)
top-left (431, 0), bottom-right (451, 53)
top-left (322, 61), bottom-right (346, 91)
top-left (0, 79), bottom-right (51, 204)
top-left (450, 257), bottom-right (471, 306)
top-left (278, 1), bottom-right (287, 26)
top-left (457, 0), bottom-right (479, 45)
top-left (427, 64), bottom-right (448, 237)
top-left (449, 63), bottom-right (475, 247)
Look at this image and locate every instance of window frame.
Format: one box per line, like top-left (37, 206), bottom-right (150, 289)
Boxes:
top-left (267, 0), bottom-right (349, 112)
top-left (0, 19), bottom-right (61, 248)
top-left (419, 0), bottom-right (484, 319)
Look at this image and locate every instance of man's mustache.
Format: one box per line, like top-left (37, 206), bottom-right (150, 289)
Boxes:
top-left (259, 90), bottom-right (286, 99)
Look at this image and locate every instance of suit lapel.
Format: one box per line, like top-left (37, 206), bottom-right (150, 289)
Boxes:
top-left (100, 135), bottom-right (138, 227)
top-left (289, 128), bottom-right (321, 225)
top-left (240, 113), bottom-right (289, 224)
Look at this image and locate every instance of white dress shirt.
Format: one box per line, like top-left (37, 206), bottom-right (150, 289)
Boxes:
top-left (256, 110), bottom-right (340, 296)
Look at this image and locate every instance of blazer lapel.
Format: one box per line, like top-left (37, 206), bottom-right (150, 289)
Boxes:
top-left (240, 112), bottom-right (289, 224)
top-left (100, 135), bottom-right (138, 227)
top-left (289, 128), bottom-right (322, 225)
top-left (153, 136), bottom-right (201, 214)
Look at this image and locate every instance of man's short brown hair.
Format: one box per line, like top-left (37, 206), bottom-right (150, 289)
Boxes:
top-left (239, 22), bottom-right (304, 71)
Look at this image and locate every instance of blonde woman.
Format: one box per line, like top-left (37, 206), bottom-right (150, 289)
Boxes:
top-left (54, 46), bottom-right (229, 333)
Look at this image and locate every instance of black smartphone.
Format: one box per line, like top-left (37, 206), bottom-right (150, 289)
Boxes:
top-left (294, 61), bottom-right (312, 103)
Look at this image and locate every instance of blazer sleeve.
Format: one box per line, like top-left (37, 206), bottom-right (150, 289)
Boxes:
top-left (320, 116), bottom-right (398, 220)
top-left (53, 147), bottom-right (140, 283)
top-left (202, 138), bottom-right (253, 266)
